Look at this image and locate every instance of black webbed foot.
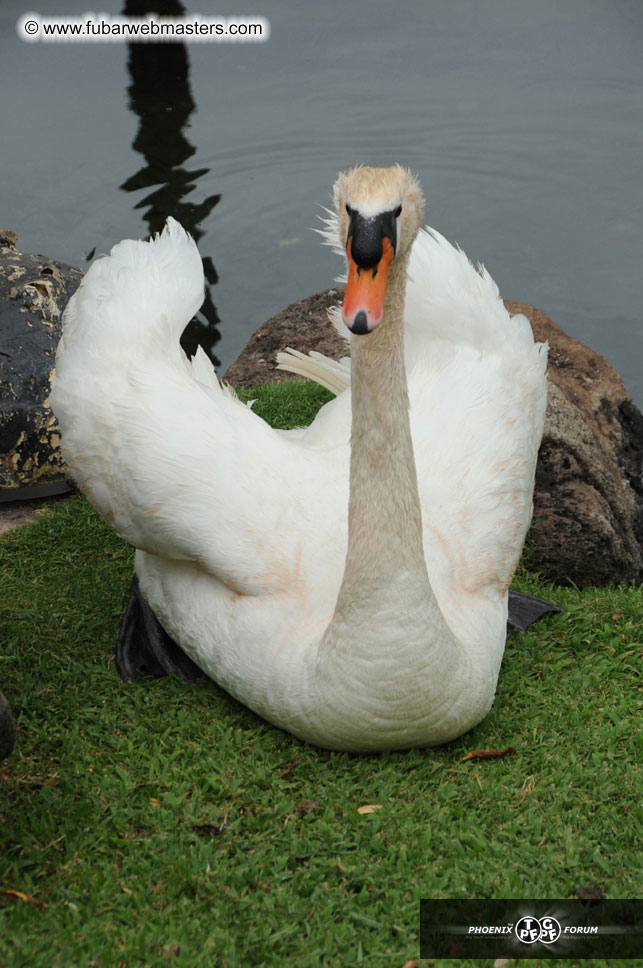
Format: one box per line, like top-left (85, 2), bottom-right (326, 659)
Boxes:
top-left (0, 689), bottom-right (16, 759)
top-left (115, 575), bottom-right (203, 683)
top-left (507, 590), bottom-right (563, 634)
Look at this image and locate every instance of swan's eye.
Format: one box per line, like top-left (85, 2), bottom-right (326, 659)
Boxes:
top-left (394, 204), bottom-right (402, 218)
top-left (346, 203), bottom-right (354, 217)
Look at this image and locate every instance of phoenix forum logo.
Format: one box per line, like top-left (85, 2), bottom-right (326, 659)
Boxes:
top-left (515, 915), bottom-right (562, 944)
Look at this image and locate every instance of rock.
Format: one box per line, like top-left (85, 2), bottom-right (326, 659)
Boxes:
top-left (0, 689), bottom-right (16, 760)
top-left (224, 289), bottom-right (643, 588)
top-left (223, 288), bottom-right (346, 387)
top-left (507, 302), bottom-right (643, 588)
top-left (0, 230), bottom-right (83, 501)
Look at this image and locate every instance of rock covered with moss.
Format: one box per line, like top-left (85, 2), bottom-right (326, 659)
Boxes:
top-left (0, 230), bottom-right (82, 500)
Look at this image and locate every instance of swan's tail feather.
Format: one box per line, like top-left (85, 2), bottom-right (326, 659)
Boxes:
top-left (276, 348), bottom-right (350, 396)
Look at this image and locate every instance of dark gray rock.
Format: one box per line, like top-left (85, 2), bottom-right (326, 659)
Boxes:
top-left (0, 230), bottom-right (82, 501)
top-left (509, 301), bottom-right (643, 588)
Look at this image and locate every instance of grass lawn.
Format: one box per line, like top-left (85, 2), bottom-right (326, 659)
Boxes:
top-left (0, 380), bottom-right (641, 968)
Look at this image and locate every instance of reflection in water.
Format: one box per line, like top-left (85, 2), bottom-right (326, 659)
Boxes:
top-left (120, 0), bottom-right (221, 364)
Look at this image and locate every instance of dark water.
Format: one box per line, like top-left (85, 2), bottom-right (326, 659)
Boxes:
top-left (2, 0), bottom-right (642, 404)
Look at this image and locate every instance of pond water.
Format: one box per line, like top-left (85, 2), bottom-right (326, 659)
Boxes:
top-left (2, 0), bottom-right (642, 405)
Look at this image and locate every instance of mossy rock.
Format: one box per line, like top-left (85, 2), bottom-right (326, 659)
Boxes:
top-left (0, 230), bottom-right (83, 501)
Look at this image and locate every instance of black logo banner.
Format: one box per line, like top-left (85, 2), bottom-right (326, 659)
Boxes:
top-left (420, 899), bottom-right (641, 959)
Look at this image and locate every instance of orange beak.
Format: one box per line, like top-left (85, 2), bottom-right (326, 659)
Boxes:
top-left (342, 235), bottom-right (395, 334)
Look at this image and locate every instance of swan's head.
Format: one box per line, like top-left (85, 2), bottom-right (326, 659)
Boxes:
top-left (334, 165), bottom-right (424, 334)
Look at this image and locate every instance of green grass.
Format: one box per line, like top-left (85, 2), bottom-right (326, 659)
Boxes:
top-left (1, 381), bottom-right (641, 968)
top-left (235, 379), bottom-right (334, 427)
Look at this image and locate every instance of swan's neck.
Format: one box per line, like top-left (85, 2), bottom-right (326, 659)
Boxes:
top-left (324, 251), bottom-right (448, 634)
top-left (310, 251), bottom-right (470, 750)
top-left (338, 255), bottom-right (427, 604)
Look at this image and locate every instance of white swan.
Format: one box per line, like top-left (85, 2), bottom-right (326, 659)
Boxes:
top-left (51, 165), bottom-right (549, 752)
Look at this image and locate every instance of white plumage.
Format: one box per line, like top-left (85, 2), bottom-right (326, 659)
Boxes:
top-left (51, 165), bottom-right (548, 752)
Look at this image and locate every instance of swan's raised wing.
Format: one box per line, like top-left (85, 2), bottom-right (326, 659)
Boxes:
top-left (51, 220), bottom-right (345, 596)
top-left (406, 228), bottom-right (548, 601)
top-left (412, 342), bottom-right (546, 595)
